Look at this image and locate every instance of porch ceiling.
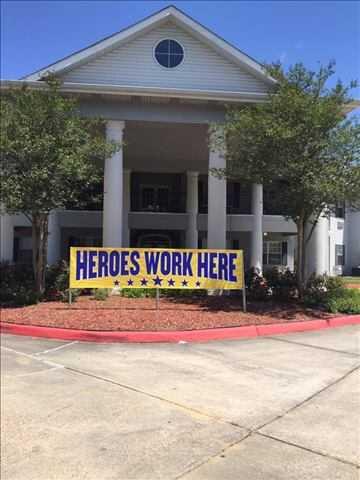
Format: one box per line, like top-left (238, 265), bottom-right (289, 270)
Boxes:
top-left (123, 121), bottom-right (209, 173)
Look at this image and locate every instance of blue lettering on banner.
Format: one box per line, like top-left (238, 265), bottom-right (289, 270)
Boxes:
top-left (160, 252), bottom-right (171, 275)
top-left (228, 253), bottom-right (237, 282)
top-left (209, 252), bottom-right (217, 279)
top-left (130, 251), bottom-right (140, 275)
top-left (109, 251), bottom-right (120, 277)
top-left (98, 251), bottom-right (108, 278)
top-left (197, 252), bottom-right (208, 278)
top-left (171, 252), bottom-right (182, 275)
top-left (197, 252), bottom-right (237, 282)
top-left (145, 251), bottom-right (161, 274)
top-left (121, 250), bottom-right (129, 275)
top-left (183, 253), bottom-right (193, 276)
top-left (76, 250), bottom-right (88, 280)
top-left (88, 250), bottom-right (97, 279)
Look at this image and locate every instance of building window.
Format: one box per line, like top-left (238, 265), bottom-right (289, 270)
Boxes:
top-left (140, 185), bottom-right (169, 212)
top-left (198, 179), bottom-right (208, 213)
top-left (263, 241), bottom-right (287, 266)
top-left (232, 239), bottom-right (240, 250)
top-left (154, 39), bottom-right (184, 68)
top-left (335, 203), bottom-right (345, 219)
top-left (227, 182), bottom-right (251, 214)
top-left (335, 244), bottom-right (345, 266)
top-left (68, 236), bottom-right (102, 248)
top-left (13, 227), bottom-right (32, 264)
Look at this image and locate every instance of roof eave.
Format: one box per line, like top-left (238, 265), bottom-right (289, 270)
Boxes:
top-left (0, 79), bottom-right (269, 104)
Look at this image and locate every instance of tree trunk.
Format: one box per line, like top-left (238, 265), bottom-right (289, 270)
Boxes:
top-left (32, 213), bottom-right (49, 297)
top-left (296, 216), bottom-right (307, 299)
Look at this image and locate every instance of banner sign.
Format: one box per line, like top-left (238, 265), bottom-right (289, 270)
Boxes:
top-left (69, 247), bottom-right (244, 290)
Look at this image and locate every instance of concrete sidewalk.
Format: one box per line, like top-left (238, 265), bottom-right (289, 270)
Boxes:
top-left (1, 325), bottom-right (359, 479)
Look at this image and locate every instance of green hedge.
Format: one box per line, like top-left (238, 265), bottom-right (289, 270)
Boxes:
top-left (325, 289), bottom-right (360, 314)
top-left (0, 262), bottom-right (38, 306)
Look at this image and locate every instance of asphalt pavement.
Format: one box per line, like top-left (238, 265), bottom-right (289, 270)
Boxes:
top-left (1, 325), bottom-right (359, 479)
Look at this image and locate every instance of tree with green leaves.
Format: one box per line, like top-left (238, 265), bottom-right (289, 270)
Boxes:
top-left (0, 76), bottom-right (119, 295)
top-left (212, 61), bottom-right (360, 296)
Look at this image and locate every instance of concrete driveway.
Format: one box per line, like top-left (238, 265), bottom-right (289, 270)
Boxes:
top-left (1, 325), bottom-right (359, 480)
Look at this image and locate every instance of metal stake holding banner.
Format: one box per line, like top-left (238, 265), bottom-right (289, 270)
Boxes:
top-left (241, 267), bottom-right (247, 313)
top-left (68, 289), bottom-right (72, 305)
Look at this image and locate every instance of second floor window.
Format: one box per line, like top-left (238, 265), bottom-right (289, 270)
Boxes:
top-left (335, 203), bottom-right (345, 219)
top-left (141, 185), bottom-right (169, 212)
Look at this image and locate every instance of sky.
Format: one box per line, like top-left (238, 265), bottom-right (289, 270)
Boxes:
top-left (1, 1), bottom-right (359, 98)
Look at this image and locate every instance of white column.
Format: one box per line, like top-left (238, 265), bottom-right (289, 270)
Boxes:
top-left (287, 236), bottom-right (296, 271)
top-left (186, 171), bottom-right (199, 248)
top-left (208, 128), bottom-right (226, 249)
top-left (0, 209), bottom-right (13, 262)
top-left (103, 120), bottom-right (124, 247)
top-left (47, 210), bottom-right (61, 265)
top-left (251, 184), bottom-right (263, 273)
top-left (122, 169), bottom-right (131, 247)
top-left (306, 214), bottom-right (329, 277)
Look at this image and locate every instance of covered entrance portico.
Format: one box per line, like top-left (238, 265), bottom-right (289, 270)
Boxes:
top-left (101, 118), bottom-right (265, 271)
top-left (102, 119), bottom-right (229, 251)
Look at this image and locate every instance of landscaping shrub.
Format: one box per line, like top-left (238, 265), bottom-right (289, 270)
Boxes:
top-left (325, 288), bottom-right (360, 314)
top-left (0, 262), bottom-right (39, 306)
top-left (45, 261), bottom-right (80, 302)
top-left (162, 288), bottom-right (207, 298)
top-left (121, 288), bottom-right (156, 298)
top-left (119, 288), bottom-right (206, 298)
top-left (304, 274), bottom-right (346, 307)
top-left (265, 267), bottom-right (298, 301)
top-left (245, 267), bottom-right (270, 301)
top-left (92, 288), bottom-right (110, 301)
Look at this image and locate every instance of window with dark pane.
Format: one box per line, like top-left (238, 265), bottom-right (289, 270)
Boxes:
top-left (155, 39), bottom-right (184, 68)
top-left (335, 244), bottom-right (345, 266)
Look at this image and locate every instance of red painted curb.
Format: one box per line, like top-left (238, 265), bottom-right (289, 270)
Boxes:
top-left (328, 315), bottom-right (360, 328)
top-left (0, 322), bottom-right (258, 343)
top-left (1, 315), bottom-right (360, 343)
top-left (256, 319), bottom-right (329, 336)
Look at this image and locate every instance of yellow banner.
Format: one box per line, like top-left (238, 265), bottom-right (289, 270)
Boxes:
top-left (69, 247), bottom-right (244, 290)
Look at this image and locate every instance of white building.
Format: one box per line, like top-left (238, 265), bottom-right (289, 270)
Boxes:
top-left (1, 6), bottom-right (359, 276)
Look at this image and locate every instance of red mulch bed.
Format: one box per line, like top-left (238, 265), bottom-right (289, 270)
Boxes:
top-left (0, 295), bottom-right (335, 331)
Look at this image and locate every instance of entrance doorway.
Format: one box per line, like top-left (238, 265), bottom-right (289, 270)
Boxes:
top-left (137, 233), bottom-right (172, 248)
top-left (131, 229), bottom-right (184, 248)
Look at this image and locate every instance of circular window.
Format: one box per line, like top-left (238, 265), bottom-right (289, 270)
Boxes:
top-left (154, 39), bottom-right (184, 68)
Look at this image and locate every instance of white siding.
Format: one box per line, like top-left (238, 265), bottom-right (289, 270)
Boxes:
top-left (61, 21), bottom-right (269, 94)
top-left (345, 210), bottom-right (360, 274)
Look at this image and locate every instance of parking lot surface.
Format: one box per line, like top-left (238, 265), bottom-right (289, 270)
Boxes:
top-left (1, 325), bottom-right (359, 479)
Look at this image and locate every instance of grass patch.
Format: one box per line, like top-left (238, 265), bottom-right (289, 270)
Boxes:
top-left (342, 276), bottom-right (360, 285)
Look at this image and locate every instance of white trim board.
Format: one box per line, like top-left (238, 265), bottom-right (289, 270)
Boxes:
top-left (0, 80), bottom-right (270, 104)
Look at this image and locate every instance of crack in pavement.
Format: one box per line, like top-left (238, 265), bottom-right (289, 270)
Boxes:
top-left (266, 334), bottom-right (360, 357)
top-left (254, 364), bottom-right (360, 432)
top-left (174, 431), bottom-right (253, 480)
top-left (256, 432), bottom-right (360, 469)
top-left (63, 365), bottom-right (245, 427)
top-left (34, 341), bottom-right (79, 355)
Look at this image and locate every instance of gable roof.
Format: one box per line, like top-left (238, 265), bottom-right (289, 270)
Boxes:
top-left (23, 5), bottom-right (276, 87)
